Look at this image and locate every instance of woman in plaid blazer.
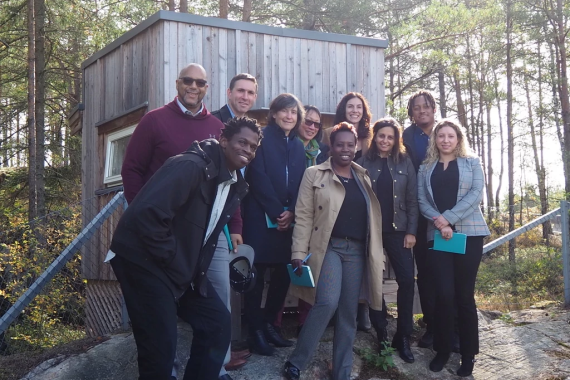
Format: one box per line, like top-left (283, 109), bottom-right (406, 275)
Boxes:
top-left (417, 119), bottom-right (490, 377)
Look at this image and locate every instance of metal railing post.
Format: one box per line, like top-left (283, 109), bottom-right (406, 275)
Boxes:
top-left (562, 200), bottom-right (570, 306)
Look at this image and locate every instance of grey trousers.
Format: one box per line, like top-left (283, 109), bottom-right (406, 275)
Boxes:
top-left (288, 237), bottom-right (366, 380)
top-left (206, 232), bottom-right (232, 376)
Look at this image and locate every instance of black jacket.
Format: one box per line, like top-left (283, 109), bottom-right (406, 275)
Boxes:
top-left (357, 154), bottom-right (419, 235)
top-left (211, 104), bottom-right (233, 124)
top-left (110, 139), bottom-right (248, 299)
top-left (242, 123), bottom-right (306, 264)
top-left (316, 142), bottom-right (330, 166)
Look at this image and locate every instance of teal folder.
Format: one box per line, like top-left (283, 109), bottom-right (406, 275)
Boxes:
top-left (266, 207), bottom-right (294, 228)
top-left (432, 231), bottom-right (467, 254)
top-left (287, 264), bottom-right (315, 288)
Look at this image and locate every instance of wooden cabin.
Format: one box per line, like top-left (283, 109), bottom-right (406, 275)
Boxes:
top-left (74, 10), bottom-right (387, 336)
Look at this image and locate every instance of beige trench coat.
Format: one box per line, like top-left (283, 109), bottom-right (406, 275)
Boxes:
top-left (290, 158), bottom-right (384, 310)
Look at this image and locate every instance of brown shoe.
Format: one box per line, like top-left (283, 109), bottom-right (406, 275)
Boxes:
top-left (225, 357), bottom-right (247, 371)
top-left (231, 348), bottom-right (252, 361)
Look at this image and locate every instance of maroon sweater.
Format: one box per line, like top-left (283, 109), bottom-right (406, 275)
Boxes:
top-left (121, 97), bottom-right (243, 233)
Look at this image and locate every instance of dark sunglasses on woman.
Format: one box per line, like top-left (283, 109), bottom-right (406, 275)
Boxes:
top-left (304, 119), bottom-right (322, 129)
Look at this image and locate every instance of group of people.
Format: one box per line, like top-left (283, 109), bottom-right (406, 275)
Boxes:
top-left (108, 62), bottom-right (490, 380)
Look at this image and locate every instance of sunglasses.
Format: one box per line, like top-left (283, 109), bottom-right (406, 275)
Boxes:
top-left (304, 119), bottom-right (322, 128)
top-left (179, 77), bottom-right (208, 88)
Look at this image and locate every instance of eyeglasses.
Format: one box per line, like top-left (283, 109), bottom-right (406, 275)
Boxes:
top-left (304, 119), bottom-right (322, 128)
top-left (179, 77), bottom-right (208, 88)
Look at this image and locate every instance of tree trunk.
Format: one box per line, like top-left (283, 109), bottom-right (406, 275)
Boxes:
top-left (243, 0), bottom-right (252, 21)
top-left (35, 0), bottom-right (45, 218)
top-left (506, 0), bottom-right (516, 261)
top-left (180, 0), bottom-right (188, 13)
top-left (466, 36), bottom-right (475, 147)
top-left (438, 68), bottom-right (446, 118)
top-left (555, 0), bottom-right (570, 200)
top-left (453, 72), bottom-right (468, 129)
top-left (486, 101), bottom-right (494, 222)
top-left (168, 0), bottom-right (175, 11)
top-left (537, 41), bottom-right (551, 241)
top-left (493, 70), bottom-right (505, 213)
top-left (27, 0), bottom-right (37, 222)
top-left (219, 0), bottom-right (229, 19)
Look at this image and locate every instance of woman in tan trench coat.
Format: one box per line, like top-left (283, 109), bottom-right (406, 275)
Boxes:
top-left (283, 122), bottom-right (384, 380)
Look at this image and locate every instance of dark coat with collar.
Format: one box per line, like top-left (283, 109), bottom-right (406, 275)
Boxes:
top-left (315, 142), bottom-right (330, 166)
top-left (211, 104), bottom-right (233, 124)
top-left (357, 154), bottom-right (419, 235)
top-left (110, 139), bottom-right (248, 300)
top-left (242, 123), bottom-right (306, 264)
top-left (402, 123), bottom-right (428, 172)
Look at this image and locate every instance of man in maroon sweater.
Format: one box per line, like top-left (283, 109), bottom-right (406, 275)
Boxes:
top-left (120, 63), bottom-right (246, 380)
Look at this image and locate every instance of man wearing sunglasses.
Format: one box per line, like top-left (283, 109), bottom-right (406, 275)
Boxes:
top-left (212, 73), bottom-right (258, 123)
top-left (121, 63), bottom-right (226, 205)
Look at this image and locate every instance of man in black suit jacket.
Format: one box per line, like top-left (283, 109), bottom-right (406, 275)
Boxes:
top-left (212, 73), bottom-right (258, 122)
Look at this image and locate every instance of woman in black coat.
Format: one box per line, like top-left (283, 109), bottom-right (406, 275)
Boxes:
top-left (242, 93), bottom-right (306, 356)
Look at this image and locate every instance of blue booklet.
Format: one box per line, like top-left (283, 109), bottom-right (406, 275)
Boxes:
top-left (432, 230), bottom-right (467, 254)
top-left (287, 264), bottom-right (315, 288)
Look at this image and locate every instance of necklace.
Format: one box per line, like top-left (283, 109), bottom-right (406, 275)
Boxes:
top-left (331, 164), bottom-right (351, 183)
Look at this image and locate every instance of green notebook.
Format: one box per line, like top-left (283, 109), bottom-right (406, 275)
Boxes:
top-left (432, 230), bottom-right (467, 254)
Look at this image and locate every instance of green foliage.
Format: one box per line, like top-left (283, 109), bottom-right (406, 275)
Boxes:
top-left (476, 246), bottom-right (564, 311)
top-left (359, 343), bottom-right (396, 371)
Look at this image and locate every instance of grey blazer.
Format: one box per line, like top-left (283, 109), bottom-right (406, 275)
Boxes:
top-left (418, 156), bottom-right (490, 241)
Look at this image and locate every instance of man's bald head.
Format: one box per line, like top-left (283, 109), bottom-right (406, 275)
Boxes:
top-left (179, 63), bottom-right (207, 80)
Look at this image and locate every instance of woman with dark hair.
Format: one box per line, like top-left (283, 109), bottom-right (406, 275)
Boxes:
top-left (242, 93), bottom-right (306, 356)
top-left (283, 122), bottom-right (384, 380)
top-left (324, 92), bottom-right (372, 161)
top-left (273, 105), bottom-right (329, 335)
top-left (418, 119), bottom-right (490, 376)
top-left (356, 117), bottom-right (418, 363)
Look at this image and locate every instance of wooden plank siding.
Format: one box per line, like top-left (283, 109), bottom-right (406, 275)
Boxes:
top-left (81, 16), bottom-right (386, 281)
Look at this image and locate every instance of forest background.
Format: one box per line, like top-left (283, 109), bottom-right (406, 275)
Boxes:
top-left (0, 0), bottom-right (569, 359)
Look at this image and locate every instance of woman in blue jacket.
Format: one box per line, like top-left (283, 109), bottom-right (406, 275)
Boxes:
top-left (242, 93), bottom-right (306, 356)
top-left (418, 119), bottom-right (490, 376)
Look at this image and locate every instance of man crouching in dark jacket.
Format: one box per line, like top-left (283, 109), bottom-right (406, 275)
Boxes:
top-left (109, 117), bottom-right (261, 380)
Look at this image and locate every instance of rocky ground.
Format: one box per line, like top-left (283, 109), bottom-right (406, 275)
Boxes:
top-left (8, 304), bottom-right (570, 380)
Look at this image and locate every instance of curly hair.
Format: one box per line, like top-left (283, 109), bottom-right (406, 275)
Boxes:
top-left (221, 117), bottom-right (262, 142)
top-left (366, 117), bottom-right (407, 164)
top-left (329, 122), bottom-right (358, 145)
top-left (423, 119), bottom-right (474, 165)
top-left (406, 89), bottom-right (436, 122)
top-left (333, 92), bottom-right (371, 140)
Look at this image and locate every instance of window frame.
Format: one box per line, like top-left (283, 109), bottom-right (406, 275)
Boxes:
top-left (103, 124), bottom-right (137, 184)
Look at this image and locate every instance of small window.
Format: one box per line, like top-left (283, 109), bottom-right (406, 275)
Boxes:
top-left (104, 125), bottom-right (136, 184)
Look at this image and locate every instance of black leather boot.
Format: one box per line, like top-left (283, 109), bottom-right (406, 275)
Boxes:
top-left (457, 355), bottom-right (475, 377)
top-left (264, 323), bottom-right (293, 347)
top-left (374, 327), bottom-right (388, 353)
top-left (429, 352), bottom-right (450, 372)
top-left (392, 334), bottom-right (414, 363)
top-left (357, 303), bottom-right (371, 332)
top-left (248, 330), bottom-right (275, 356)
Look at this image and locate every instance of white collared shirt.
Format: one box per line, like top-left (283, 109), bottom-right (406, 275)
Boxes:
top-left (177, 97), bottom-right (204, 116)
top-left (203, 169), bottom-right (238, 245)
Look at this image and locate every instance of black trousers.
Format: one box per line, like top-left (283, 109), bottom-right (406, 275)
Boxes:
top-left (370, 232), bottom-right (415, 336)
top-left (111, 255), bottom-right (230, 380)
top-left (414, 217), bottom-right (435, 331)
top-left (429, 236), bottom-right (483, 356)
top-left (244, 263), bottom-right (291, 334)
